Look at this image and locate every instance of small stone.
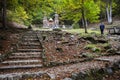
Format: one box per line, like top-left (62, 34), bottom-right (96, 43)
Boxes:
top-left (78, 72), bottom-right (86, 78)
top-left (63, 77), bottom-right (72, 80)
top-left (35, 71), bottom-right (45, 77)
top-left (106, 67), bottom-right (113, 75)
top-left (12, 74), bottom-right (22, 80)
top-left (47, 73), bottom-right (56, 79)
top-left (71, 73), bottom-right (77, 80)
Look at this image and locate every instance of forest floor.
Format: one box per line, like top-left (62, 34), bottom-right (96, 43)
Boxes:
top-left (0, 27), bottom-right (27, 54)
top-left (0, 21), bottom-right (120, 80)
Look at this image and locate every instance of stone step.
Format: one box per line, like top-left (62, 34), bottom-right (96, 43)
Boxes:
top-left (23, 33), bottom-right (36, 35)
top-left (116, 51), bottom-right (120, 55)
top-left (94, 55), bottom-right (120, 62)
top-left (12, 52), bottom-right (41, 56)
top-left (2, 59), bottom-right (41, 64)
top-left (19, 42), bottom-right (40, 46)
top-left (19, 43), bottom-right (41, 46)
top-left (22, 39), bottom-right (39, 41)
top-left (17, 49), bottom-right (42, 52)
top-left (22, 36), bottom-right (37, 38)
top-left (22, 38), bottom-right (38, 40)
top-left (18, 45), bottom-right (41, 49)
top-left (9, 55), bottom-right (41, 59)
top-left (0, 64), bottom-right (43, 70)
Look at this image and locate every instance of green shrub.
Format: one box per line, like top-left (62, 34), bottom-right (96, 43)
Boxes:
top-left (82, 53), bottom-right (95, 58)
top-left (92, 47), bottom-right (101, 52)
top-left (84, 44), bottom-right (96, 50)
top-left (72, 23), bottom-right (80, 29)
top-left (85, 44), bottom-right (101, 53)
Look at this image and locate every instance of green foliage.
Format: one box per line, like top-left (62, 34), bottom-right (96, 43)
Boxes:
top-left (72, 23), bottom-right (80, 29)
top-left (85, 44), bottom-right (101, 53)
top-left (82, 53), bottom-right (95, 58)
top-left (66, 29), bottom-right (100, 35)
top-left (84, 0), bottom-right (100, 23)
top-left (7, 6), bottom-right (28, 24)
top-left (92, 47), bottom-right (101, 52)
top-left (85, 44), bottom-right (96, 50)
top-left (5, 0), bottom-right (120, 27)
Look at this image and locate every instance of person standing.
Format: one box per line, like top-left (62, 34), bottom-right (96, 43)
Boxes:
top-left (100, 22), bottom-right (105, 35)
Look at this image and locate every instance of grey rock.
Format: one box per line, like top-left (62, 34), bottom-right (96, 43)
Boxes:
top-left (35, 71), bottom-right (44, 77)
top-left (105, 67), bottom-right (113, 75)
top-left (0, 75), bottom-right (8, 80)
top-left (78, 72), bottom-right (86, 78)
top-left (7, 75), bottom-right (13, 80)
top-left (12, 74), bottom-right (22, 80)
top-left (63, 77), bottom-right (73, 80)
top-left (47, 73), bottom-right (56, 79)
top-left (22, 72), bottom-right (32, 78)
top-left (71, 73), bottom-right (78, 80)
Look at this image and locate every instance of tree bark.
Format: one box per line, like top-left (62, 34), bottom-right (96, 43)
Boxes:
top-left (106, 0), bottom-right (112, 24)
top-left (109, 0), bottom-right (112, 23)
top-left (81, 0), bottom-right (88, 33)
top-left (2, 0), bottom-right (7, 29)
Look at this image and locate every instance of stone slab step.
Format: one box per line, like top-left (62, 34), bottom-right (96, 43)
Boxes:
top-left (22, 36), bottom-right (37, 38)
top-left (9, 55), bottom-right (41, 59)
top-left (19, 46), bottom-right (41, 49)
top-left (116, 51), bottom-right (120, 55)
top-left (2, 60), bottom-right (41, 64)
top-left (22, 39), bottom-right (38, 41)
top-left (23, 34), bottom-right (36, 36)
top-left (20, 42), bottom-right (40, 44)
top-left (20, 43), bottom-right (41, 46)
top-left (0, 64), bottom-right (43, 70)
top-left (17, 49), bottom-right (42, 52)
top-left (12, 52), bottom-right (41, 56)
top-left (94, 55), bottom-right (120, 62)
top-left (0, 71), bottom-right (45, 80)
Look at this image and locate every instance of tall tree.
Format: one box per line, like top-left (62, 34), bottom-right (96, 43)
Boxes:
top-left (102, 0), bottom-right (113, 24)
top-left (81, 0), bottom-right (87, 33)
top-left (106, 0), bottom-right (112, 24)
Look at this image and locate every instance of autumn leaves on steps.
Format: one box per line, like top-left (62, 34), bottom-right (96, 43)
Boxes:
top-left (0, 31), bottom-right (44, 70)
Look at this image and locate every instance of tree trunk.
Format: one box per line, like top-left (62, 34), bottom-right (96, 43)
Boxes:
top-left (2, 0), bottom-right (7, 29)
top-left (106, 0), bottom-right (112, 24)
top-left (85, 19), bottom-right (88, 27)
top-left (106, 4), bottom-right (110, 22)
top-left (81, 0), bottom-right (88, 33)
top-left (82, 17), bottom-right (85, 27)
top-left (109, 0), bottom-right (112, 23)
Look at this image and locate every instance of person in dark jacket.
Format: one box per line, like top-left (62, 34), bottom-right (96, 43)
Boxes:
top-left (100, 23), bottom-right (105, 35)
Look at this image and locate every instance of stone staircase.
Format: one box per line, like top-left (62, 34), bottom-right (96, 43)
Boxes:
top-left (0, 31), bottom-right (44, 70)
